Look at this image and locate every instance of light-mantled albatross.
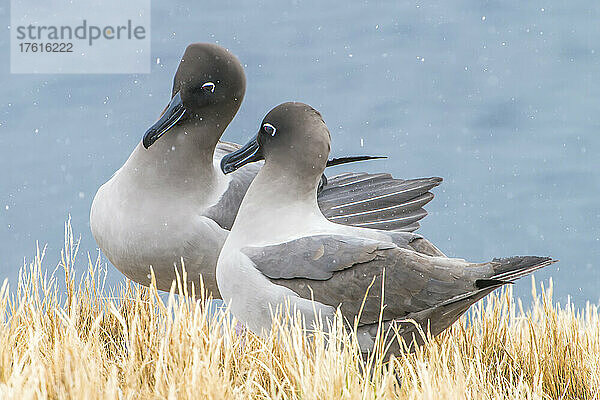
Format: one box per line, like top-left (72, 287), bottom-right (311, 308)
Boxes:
top-left (90, 43), bottom-right (442, 297)
top-left (217, 102), bottom-right (555, 354)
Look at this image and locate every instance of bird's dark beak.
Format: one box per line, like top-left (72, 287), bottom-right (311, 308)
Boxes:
top-left (142, 92), bottom-right (186, 149)
top-left (220, 134), bottom-right (264, 174)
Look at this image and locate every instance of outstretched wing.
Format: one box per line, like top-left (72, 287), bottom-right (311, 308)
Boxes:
top-left (210, 142), bottom-right (442, 232)
top-left (318, 173), bottom-right (442, 232)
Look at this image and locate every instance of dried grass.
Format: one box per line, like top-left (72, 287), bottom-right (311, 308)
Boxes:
top-left (0, 221), bottom-right (598, 399)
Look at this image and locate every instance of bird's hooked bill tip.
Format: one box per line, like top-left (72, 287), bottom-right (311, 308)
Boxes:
top-left (220, 135), bottom-right (263, 174)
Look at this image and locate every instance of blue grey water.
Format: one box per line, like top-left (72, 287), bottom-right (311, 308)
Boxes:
top-left (0, 1), bottom-right (598, 306)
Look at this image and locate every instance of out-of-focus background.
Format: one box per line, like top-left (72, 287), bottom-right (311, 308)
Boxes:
top-left (1, 1), bottom-right (598, 304)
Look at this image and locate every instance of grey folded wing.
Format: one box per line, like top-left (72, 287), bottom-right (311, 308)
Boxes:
top-left (317, 173), bottom-right (442, 232)
top-left (240, 234), bottom-right (502, 328)
top-left (241, 234), bottom-right (553, 352)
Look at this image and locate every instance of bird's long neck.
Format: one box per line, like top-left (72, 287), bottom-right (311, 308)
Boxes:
top-left (229, 161), bottom-right (327, 245)
top-left (120, 123), bottom-right (224, 193)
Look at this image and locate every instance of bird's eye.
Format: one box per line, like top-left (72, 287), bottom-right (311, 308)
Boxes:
top-left (201, 82), bottom-right (215, 93)
top-left (263, 123), bottom-right (277, 136)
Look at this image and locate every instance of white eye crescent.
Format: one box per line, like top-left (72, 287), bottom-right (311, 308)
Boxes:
top-left (202, 82), bottom-right (215, 93)
top-left (263, 122), bottom-right (277, 136)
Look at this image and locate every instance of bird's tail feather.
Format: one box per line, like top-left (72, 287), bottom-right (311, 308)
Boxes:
top-left (364, 256), bottom-right (556, 356)
top-left (489, 256), bottom-right (556, 282)
top-left (449, 256), bottom-right (556, 303)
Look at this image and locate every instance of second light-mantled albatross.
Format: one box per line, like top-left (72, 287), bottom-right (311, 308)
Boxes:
top-left (90, 43), bottom-right (442, 298)
top-left (216, 102), bottom-right (555, 354)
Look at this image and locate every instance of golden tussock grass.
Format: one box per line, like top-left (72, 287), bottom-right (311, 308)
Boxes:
top-left (0, 221), bottom-right (598, 399)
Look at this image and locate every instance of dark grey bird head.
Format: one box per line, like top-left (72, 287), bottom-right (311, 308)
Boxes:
top-left (143, 43), bottom-right (246, 149)
top-left (221, 102), bottom-right (331, 178)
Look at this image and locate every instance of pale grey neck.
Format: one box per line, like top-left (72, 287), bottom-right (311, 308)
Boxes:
top-left (120, 124), bottom-right (223, 191)
top-left (253, 162), bottom-right (320, 204)
top-left (230, 161), bottom-right (327, 244)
